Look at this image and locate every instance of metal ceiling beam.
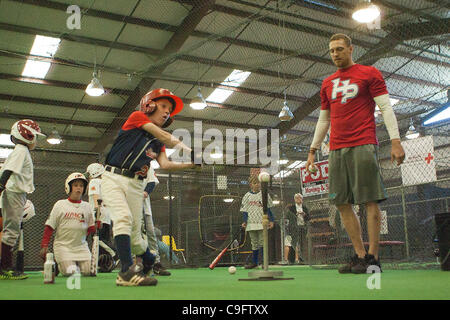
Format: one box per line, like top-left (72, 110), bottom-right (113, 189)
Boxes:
top-left (0, 71), bottom-right (133, 96)
top-left (0, 92), bottom-right (119, 113)
top-left (0, 128), bottom-right (96, 143)
top-left (1, 110), bottom-right (109, 129)
top-left (93, 0), bottom-right (216, 152)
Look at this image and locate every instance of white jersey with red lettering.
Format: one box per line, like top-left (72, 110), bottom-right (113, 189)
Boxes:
top-left (45, 199), bottom-right (94, 261)
top-left (240, 191), bottom-right (273, 231)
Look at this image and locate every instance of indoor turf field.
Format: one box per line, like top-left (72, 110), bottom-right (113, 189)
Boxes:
top-left (1, 266), bottom-right (448, 300)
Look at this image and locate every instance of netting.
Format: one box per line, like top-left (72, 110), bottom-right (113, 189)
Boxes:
top-left (0, 0), bottom-right (448, 271)
top-left (198, 194), bottom-right (245, 251)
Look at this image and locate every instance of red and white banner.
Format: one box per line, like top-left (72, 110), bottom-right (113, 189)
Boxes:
top-left (300, 160), bottom-right (329, 197)
top-left (401, 136), bottom-right (437, 186)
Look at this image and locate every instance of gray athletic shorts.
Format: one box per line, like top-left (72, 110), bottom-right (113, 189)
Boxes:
top-left (328, 144), bottom-right (387, 205)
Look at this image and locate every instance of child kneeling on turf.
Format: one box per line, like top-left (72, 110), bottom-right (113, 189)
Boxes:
top-left (40, 173), bottom-right (97, 276)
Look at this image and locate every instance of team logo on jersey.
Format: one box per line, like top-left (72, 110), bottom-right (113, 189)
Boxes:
top-left (136, 165), bottom-right (149, 177)
top-left (331, 78), bottom-right (359, 103)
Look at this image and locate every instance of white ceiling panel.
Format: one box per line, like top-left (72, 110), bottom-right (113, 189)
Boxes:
top-left (103, 48), bottom-right (157, 73)
top-left (117, 24), bottom-right (172, 50)
top-left (0, 56), bottom-right (26, 76)
top-left (80, 93), bottom-right (127, 109)
top-left (178, 36), bottom-right (230, 61)
top-left (54, 40), bottom-right (110, 67)
top-left (195, 11), bottom-right (249, 38)
top-left (50, 0), bottom-right (141, 16)
top-left (0, 30), bottom-right (35, 54)
top-left (132, 0), bottom-right (189, 26)
top-left (0, 99), bottom-right (76, 120)
top-left (248, 114), bottom-right (278, 127)
top-left (209, 109), bottom-right (255, 124)
top-left (71, 109), bottom-right (116, 124)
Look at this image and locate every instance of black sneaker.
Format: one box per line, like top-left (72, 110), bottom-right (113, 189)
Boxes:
top-left (365, 254), bottom-right (382, 273)
top-left (244, 263), bottom-right (258, 269)
top-left (116, 263), bottom-right (158, 286)
top-left (0, 269), bottom-right (28, 280)
top-left (153, 262), bottom-right (171, 276)
top-left (338, 254), bottom-right (364, 274)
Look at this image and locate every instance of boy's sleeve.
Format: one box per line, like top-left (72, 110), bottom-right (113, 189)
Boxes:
top-left (45, 202), bottom-right (60, 230)
top-left (267, 194), bottom-right (274, 208)
top-left (267, 208), bottom-right (275, 222)
top-left (122, 111), bottom-right (151, 130)
top-left (144, 182), bottom-right (156, 195)
top-left (2, 148), bottom-right (26, 174)
top-left (242, 212), bottom-right (248, 223)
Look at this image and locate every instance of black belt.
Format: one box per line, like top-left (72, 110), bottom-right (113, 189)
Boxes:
top-left (105, 165), bottom-right (145, 180)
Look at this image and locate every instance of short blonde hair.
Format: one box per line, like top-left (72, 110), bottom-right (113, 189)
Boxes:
top-left (330, 33), bottom-right (352, 47)
top-left (248, 175), bottom-right (259, 185)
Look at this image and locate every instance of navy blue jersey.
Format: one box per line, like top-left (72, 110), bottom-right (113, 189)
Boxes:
top-left (105, 111), bottom-right (166, 177)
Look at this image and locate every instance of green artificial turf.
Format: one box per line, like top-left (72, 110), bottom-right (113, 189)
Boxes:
top-left (1, 266), bottom-right (448, 300)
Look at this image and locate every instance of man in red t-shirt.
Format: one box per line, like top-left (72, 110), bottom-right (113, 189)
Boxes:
top-left (305, 34), bottom-right (405, 274)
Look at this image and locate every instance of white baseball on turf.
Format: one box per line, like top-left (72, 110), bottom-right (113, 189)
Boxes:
top-left (228, 266), bottom-right (236, 274)
top-left (258, 172), bottom-right (270, 182)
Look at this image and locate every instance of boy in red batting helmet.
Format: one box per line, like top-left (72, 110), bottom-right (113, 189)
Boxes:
top-left (102, 88), bottom-right (198, 286)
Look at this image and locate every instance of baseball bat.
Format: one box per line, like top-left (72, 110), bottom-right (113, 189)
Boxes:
top-left (209, 227), bottom-right (243, 270)
top-left (90, 199), bottom-right (102, 276)
top-left (261, 181), bottom-right (269, 271)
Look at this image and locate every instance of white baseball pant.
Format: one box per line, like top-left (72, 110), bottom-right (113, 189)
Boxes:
top-left (101, 171), bottom-right (147, 256)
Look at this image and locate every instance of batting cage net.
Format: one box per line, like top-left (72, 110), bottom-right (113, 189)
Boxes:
top-left (0, 0), bottom-right (448, 273)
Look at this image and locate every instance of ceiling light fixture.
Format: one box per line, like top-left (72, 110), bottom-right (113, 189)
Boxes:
top-left (85, 71), bottom-right (105, 97)
top-left (352, 0), bottom-right (380, 23)
top-left (190, 87), bottom-right (207, 110)
top-left (47, 128), bottom-right (63, 145)
top-left (405, 120), bottom-right (419, 140)
top-left (279, 90), bottom-right (294, 121)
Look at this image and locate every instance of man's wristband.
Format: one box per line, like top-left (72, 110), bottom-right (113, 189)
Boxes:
top-left (308, 148), bottom-right (317, 155)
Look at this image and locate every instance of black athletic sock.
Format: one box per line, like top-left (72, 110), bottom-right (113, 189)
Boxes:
top-left (138, 248), bottom-right (156, 274)
top-left (114, 235), bottom-right (133, 272)
top-left (1, 242), bottom-right (13, 270)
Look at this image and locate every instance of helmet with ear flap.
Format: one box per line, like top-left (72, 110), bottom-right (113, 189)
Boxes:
top-left (139, 88), bottom-right (183, 128)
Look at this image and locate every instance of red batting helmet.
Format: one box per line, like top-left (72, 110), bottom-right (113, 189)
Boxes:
top-left (139, 88), bottom-right (183, 117)
top-left (10, 119), bottom-right (45, 144)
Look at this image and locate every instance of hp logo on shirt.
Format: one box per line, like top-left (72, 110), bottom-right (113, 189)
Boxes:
top-left (331, 78), bottom-right (359, 104)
